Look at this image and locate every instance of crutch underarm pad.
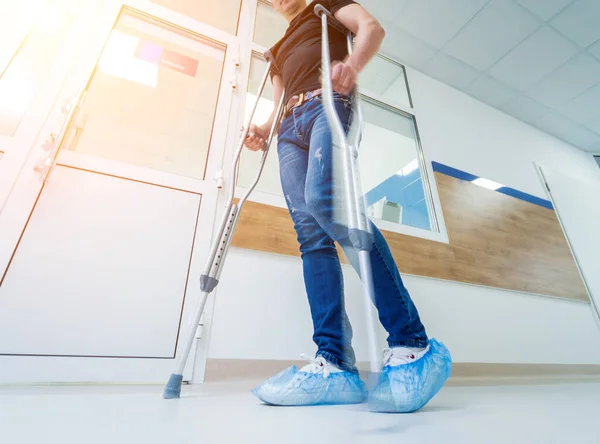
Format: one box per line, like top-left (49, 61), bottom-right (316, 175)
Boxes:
top-left (313, 5), bottom-right (354, 36)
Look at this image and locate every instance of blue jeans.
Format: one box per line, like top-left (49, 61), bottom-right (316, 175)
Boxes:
top-left (277, 92), bottom-right (429, 373)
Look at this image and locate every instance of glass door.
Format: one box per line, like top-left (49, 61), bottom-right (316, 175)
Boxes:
top-left (0, 1), bottom-right (239, 383)
top-left (0, 0), bottom-right (90, 211)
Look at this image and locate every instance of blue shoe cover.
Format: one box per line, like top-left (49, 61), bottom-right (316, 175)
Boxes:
top-left (252, 365), bottom-right (367, 406)
top-left (369, 338), bottom-right (452, 413)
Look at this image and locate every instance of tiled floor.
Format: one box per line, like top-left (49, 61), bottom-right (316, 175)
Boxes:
top-left (1, 379), bottom-right (599, 444)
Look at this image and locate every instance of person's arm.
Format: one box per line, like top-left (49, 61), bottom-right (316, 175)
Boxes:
top-left (245, 74), bottom-right (284, 151)
top-left (330, 3), bottom-right (385, 95)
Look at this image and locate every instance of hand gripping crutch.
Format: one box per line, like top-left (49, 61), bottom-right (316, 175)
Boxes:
top-left (315, 5), bottom-right (380, 376)
top-left (163, 60), bottom-right (286, 399)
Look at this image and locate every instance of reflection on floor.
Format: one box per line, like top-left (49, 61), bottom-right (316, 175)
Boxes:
top-left (1, 379), bottom-right (599, 444)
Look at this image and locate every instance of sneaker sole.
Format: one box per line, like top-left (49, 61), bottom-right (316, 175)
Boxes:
top-left (253, 389), bottom-right (367, 407)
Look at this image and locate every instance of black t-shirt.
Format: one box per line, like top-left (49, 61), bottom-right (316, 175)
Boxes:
top-left (266, 0), bottom-right (356, 102)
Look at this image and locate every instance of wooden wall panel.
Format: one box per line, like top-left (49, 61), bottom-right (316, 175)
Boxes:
top-left (435, 173), bottom-right (585, 299)
top-left (232, 199), bottom-right (298, 257)
top-left (231, 172), bottom-right (588, 302)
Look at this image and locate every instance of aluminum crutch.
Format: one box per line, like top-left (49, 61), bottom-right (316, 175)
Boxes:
top-left (163, 60), bottom-right (286, 399)
top-left (314, 4), bottom-right (380, 376)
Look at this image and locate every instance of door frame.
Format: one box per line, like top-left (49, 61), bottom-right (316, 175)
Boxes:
top-left (0, 0), bottom-right (243, 383)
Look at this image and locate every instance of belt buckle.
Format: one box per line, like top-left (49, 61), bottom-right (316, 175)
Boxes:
top-left (286, 92), bottom-right (305, 116)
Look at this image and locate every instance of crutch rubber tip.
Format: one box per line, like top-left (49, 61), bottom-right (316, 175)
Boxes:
top-left (162, 373), bottom-right (184, 399)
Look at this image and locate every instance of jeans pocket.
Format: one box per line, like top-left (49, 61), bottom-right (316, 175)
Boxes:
top-left (336, 98), bottom-right (353, 132)
top-left (316, 92), bottom-right (352, 106)
top-left (315, 94), bottom-right (353, 131)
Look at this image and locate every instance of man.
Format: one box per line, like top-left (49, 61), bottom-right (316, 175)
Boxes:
top-left (245, 0), bottom-right (451, 413)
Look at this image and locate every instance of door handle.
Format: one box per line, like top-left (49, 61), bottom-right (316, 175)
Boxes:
top-left (35, 88), bottom-right (87, 182)
top-left (40, 133), bottom-right (57, 151)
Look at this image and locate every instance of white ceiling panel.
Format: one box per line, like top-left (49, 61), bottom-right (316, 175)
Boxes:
top-left (588, 40), bottom-right (600, 60)
top-left (525, 53), bottom-right (600, 107)
top-left (463, 74), bottom-right (516, 107)
top-left (516, 0), bottom-right (574, 21)
top-left (360, 0), bottom-right (410, 23)
top-left (369, 0), bottom-right (599, 152)
top-left (498, 94), bottom-right (551, 125)
top-left (444, 0), bottom-right (540, 70)
top-left (585, 118), bottom-right (600, 136)
top-left (396, 0), bottom-right (490, 49)
top-left (488, 26), bottom-right (579, 90)
top-left (533, 111), bottom-right (580, 139)
top-left (560, 126), bottom-right (600, 151)
top-left (550, 0), bottom-right (600, 48)
top-left (559, 84), bottom-right (600, 124)
top-left (421, 52), bottom-right (480, 89)
top-left (380, 23), bottom-right (438, 69)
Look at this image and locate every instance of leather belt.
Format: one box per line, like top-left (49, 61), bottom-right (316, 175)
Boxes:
top-left (284, 88), bottom-right (322, 117)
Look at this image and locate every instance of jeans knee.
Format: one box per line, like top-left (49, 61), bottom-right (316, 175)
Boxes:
top-left (305, 192), bottom-right (323, 220)
top-left (298, 232), bottom-right (336, 256)
top-left (305, 194), bottom-right (348, 244)
top-left (306, 189), bottom-right (334, 222)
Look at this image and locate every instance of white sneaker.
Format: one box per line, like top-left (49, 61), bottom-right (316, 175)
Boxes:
top-left (252, 354), bottom-right (367, 406)
top-left (382, 344), bottom-right (430, 367)
top-left (299, 355), bottom-right (345, 378)
top-left (369, 338), bottom-right (452, 413)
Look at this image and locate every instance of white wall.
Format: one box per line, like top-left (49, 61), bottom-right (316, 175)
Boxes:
top-left (407, 68), bottom-right (600, 193)
top-left (206, 68), bottom-right (600, 366)
top-left (208, 249), bottom-right (600, 365)
top-left (540, 167), bottom-right (600, 328)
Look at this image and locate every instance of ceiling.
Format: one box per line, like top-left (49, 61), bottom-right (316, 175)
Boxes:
top-left (361, 0), bottom-right (600, 153)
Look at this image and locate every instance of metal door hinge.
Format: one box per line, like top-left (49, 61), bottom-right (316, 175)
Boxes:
top-left (228, 51), bottom-right (241, 89)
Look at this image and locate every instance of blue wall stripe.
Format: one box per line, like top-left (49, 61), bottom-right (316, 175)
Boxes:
top-left (431, 162), bottom-right (479, 182)
top-left (496, 187), bottom-right (554, 210)
top-left (431, 161), bottom-right (554, 210)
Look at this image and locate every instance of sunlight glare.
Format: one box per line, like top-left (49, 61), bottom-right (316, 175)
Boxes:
top-left (0, 64), bottom-right (35, 119)
top-left (98, 30), bottom-right (158, 88)
top-left (245, 93), bottom-right (274, 128)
